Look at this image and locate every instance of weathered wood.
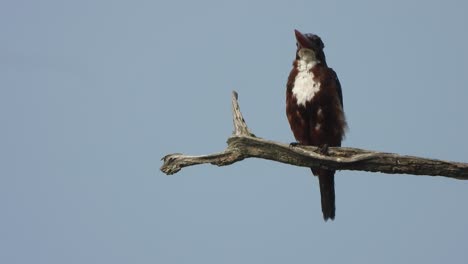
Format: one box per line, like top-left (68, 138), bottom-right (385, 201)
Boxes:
top-left (160, 91), bottom-right (468, 180)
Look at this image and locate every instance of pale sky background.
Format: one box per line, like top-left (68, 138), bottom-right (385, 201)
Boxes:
top-left (2, 0), bottom-right (468, 263)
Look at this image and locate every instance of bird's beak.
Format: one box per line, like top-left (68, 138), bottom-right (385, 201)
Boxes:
top-left (294, 29), bottom-right (312, 48)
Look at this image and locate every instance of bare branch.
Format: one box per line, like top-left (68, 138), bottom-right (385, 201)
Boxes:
top-left (160, 91), bottom-right (468, 180)
top-left (231, 91), bottom-right (255, 137)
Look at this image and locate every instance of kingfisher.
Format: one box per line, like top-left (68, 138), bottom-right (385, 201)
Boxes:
top-left (286, 29), bottom-right (347, 221)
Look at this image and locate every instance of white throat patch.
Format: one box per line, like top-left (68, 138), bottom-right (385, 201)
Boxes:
top-left (292, 49), bottom-right (321, 107)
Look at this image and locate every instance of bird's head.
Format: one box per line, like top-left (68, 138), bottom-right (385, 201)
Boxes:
top-left (294, 29), bottom-right (326, 64)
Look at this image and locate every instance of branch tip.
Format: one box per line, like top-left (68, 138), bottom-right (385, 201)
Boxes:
top-left (231, 91), bottom-right (254, 137)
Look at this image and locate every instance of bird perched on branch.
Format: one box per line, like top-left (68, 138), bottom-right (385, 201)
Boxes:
top-left (286, 29), bottom-right (347, 221)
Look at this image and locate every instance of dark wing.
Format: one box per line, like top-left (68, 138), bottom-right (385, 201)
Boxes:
top-left (330, 68), bottom-right (343, 108)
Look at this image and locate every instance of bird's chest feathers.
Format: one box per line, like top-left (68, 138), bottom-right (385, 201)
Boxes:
top-left (292, 59), bottom-right (321, 107)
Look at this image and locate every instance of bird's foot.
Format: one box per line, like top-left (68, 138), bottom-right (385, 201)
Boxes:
top-left (317, 144), bottom-right (329, 155)
top-left (289, 142), bottom-right (301, 147)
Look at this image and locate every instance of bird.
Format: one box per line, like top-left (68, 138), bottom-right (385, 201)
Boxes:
top-left (286, 29), bottom-right (347, 221)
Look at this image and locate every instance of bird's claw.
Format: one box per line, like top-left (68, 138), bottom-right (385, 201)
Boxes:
top-left (289, 142), bottom-right (301, 147)
top-left (318, 144), bottom-right (329, 155)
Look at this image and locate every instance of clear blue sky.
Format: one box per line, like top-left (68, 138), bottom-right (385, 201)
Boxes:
top-left (2, 0), bottom-right (468, 263)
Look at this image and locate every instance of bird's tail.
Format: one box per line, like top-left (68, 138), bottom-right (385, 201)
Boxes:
top-left (311, 168), bottom-right (336, 221)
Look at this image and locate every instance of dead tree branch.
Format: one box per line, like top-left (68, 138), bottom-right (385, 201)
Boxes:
top-left (161, 91), bottom-right (468, 180)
